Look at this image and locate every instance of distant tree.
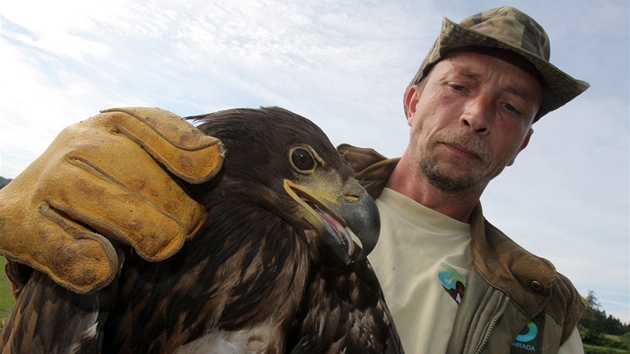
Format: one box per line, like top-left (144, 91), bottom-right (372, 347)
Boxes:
top-left (0, 176), bottom-right (12, 190)
top-left (579, 290), bottom-right (607, 342)
top-left (604, 314), bottom-right (624, 335)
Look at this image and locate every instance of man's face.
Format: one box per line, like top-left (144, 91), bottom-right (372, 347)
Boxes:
top-left (405, 51), bottom-right (543, 193)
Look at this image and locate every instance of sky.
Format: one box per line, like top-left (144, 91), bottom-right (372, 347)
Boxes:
top-left (1, 0), bottom-right (628, 323)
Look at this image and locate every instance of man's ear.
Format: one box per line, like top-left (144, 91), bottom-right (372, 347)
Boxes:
top-left (405, 85), bottom-right (420, 126)
top-left (507, 128), bottom-right (534, 166)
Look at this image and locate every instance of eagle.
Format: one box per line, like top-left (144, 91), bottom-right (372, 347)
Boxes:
top-left (1, 107), bottom-right (403, 353)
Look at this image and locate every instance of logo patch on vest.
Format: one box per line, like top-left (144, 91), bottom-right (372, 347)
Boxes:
top-left (511, 315), bottom-right (544, 353)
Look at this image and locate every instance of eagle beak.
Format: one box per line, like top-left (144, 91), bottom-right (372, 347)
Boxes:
top-left (284, 179), bottom-right (380, 264)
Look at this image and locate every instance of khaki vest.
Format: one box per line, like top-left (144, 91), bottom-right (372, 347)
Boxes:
top-left (338, 144), bottom-right (586, 353)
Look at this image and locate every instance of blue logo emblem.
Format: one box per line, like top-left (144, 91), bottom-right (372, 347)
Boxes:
top-left (512, 320), bottom-right (538, 352)
top-left (515, 321), bottom-right (538, 342)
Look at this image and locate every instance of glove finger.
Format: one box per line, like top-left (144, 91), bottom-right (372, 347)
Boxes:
top-left (52, 122), bottom-right (208, 242)
top-left (0, 202), bottom-right (117, 294)
top-left (97, 107), bottom-right (224, 183)
top-left (44, 155), bottom-right (204, 260)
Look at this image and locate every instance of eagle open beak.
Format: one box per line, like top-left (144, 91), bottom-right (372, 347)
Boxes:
top-left (284, 179), bottom-right (380, 264)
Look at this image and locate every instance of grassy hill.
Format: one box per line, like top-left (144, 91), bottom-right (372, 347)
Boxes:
top-left (584, 334), bottom-right (630, 353)
top-left (0, 257), bottom-right (16, 320)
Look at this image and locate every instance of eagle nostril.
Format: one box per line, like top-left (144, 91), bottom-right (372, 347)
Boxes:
top-left (345, 194), bottom-right (360, 202)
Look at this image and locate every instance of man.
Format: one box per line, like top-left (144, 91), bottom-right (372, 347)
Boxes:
top-left (0, 6), bottom-right (588, 354)
top-left (336, 7), bottom-right (589, 353)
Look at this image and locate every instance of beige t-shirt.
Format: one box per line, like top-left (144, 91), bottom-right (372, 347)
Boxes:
top-left (369, 188), bottom-right (471, 353)
top-left (370, 188), bottom-right (584, 354)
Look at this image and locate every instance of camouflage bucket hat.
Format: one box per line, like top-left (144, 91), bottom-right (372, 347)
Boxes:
top-left (404, 6), bottom-right (590, 121)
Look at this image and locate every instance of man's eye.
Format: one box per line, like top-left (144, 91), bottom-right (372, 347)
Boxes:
top-left (451, 84), bottom-right (467, 92)
top-left (503, 103), bottom-right (521, 115)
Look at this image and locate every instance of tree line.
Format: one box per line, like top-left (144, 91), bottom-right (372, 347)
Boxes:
top-left (0, 177), bottom-right (11, 189)
top-left (579, 289), bottom-right (629, 350)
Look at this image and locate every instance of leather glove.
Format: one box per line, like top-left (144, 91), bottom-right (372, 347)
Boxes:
top-left (0, 107), bottom-right (224, 294)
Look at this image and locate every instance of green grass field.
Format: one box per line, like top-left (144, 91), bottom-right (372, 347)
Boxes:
top-left (584, 343), bottom-right (630, 354)
top-left (0, 257), bottom-right (16, 321)
top-left (584, 334), bottom-right (630, 354)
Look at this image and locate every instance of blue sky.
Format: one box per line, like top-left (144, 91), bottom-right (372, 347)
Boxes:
top-left (1, 0), bottom-right (628, 322)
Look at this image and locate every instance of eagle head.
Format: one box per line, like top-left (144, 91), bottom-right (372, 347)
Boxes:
top-left (191, 107), bottom-right (380, 264)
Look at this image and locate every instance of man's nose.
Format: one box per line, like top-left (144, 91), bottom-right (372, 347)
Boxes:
top-left (460, 96), bottom-right (491, 135)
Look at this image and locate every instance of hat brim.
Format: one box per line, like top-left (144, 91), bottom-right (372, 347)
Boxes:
top-left (420, 18), bottom-right (590, 120)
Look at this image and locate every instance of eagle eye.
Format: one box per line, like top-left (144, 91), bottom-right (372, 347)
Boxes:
top-left (290, 147), bottom-right (316, 173)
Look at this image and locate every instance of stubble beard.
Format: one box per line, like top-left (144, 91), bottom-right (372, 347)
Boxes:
top-left (418, 131), bottom-right (491, 193)
top-left (419, 154), bottom-right (480, 192)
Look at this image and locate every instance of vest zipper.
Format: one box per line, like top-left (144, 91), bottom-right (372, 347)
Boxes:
top-left (473, 296), bottom-right (511, 354)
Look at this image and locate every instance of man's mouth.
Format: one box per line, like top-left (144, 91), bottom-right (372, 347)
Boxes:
top-left (440, 142), bottom-right (484, 162)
